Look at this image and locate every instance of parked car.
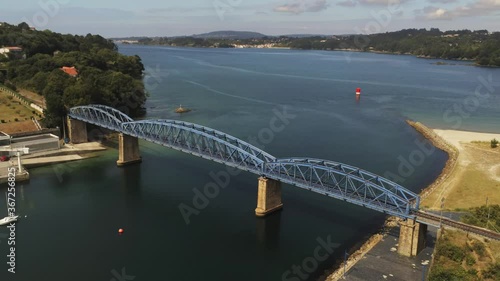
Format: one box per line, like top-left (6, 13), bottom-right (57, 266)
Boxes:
top-left (0, 155), bottom-right (9, 162)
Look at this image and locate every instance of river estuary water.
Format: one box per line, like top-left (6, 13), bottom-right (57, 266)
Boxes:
top-left (1, 45), bottom-right (500, 281)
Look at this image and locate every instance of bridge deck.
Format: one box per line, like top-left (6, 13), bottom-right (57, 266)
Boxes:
top-left (416, 211), bottom-right (500, 240)
top-left (68, 104), bottom-right (421, 219)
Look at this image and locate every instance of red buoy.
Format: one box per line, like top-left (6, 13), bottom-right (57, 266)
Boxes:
top-left (118, 228), bottom-right (124, 234)
top-left (356, 88), bottom-right (361, 95)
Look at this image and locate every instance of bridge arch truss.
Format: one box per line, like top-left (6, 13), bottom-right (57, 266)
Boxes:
top-left (68, 105), bottom-right (420, 219)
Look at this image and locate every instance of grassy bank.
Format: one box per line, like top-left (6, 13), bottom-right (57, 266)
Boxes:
top-left (429, 229), bottom-right (500, 281)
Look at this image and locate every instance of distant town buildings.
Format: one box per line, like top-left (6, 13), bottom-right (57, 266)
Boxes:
top-left (114, 40), bottom-right (139, 44)
top-left (234, 43), bottom-right (280, 48)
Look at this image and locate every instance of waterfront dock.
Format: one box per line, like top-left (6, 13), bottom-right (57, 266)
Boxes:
top-left (0, 142), bottom-right (106, 183)
top-left (21, 142), bottom-right (106, 168)
top-left (0, 161), bottom-right (29, 184)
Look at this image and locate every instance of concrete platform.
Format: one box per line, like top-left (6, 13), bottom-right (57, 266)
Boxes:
top-left (342, 226), bottom-right (437, 281)
top-left (22, 142), bottom-right (105, 167)
top-left (23, 155), bottom-right (92, 168)
top-left (0, 161), bottom-right (29, 184)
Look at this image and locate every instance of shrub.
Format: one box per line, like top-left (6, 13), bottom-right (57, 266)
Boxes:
top-left (15, 110), bottom-right (20, 114)
top-left (472, 242), bottom-right (486, 257)
top-left (0, 120), bottom-right (4, 123)
top-left (429, 265), bottom-right (475, 281)
top-left (5, 81), bottom-right (16, 91)
top-left (483, 263), bottom-right (500, 280)
top-left (437, 242), bottom-right (466, 262)
top-left (465, 254), bottom-right (476, 266)
top-left (466, 268), bottom-right (478, 276)
top-left (14, 118), bottom-right (18, 122)
top-left (492, 138), bottom-right (499, 148)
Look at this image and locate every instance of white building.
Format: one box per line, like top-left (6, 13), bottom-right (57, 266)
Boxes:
top-left (0, 46), bottom-right (23, 58)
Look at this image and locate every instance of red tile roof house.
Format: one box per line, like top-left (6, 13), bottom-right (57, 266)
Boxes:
top-left (61, 66), bottom-right (78, 77)
top-left (0, 46), bottom-right (23, 58)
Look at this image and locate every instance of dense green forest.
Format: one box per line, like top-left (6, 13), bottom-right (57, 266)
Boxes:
top-left (290, 29), bottom-right (500, 66)
top-left (0, 22), bottom-right (146, 128)
top-left (139, 28), bottom-right (500, 67)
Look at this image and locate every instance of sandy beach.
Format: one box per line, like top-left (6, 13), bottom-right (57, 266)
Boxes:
top-left (422, 128), bottom-right (500, 210)
top-left (433, 129), bottom-right (500, 151)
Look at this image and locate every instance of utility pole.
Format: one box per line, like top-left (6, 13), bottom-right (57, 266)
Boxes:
top-left (440, 197), bottom-right (445, 228)
top-left (486, 197), bottom-right (490, 229)
top-left (17, 151), bottom-right (22, 173)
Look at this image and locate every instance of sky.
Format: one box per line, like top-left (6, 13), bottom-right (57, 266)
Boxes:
top-left (1, 0), bottom-right (499, 37)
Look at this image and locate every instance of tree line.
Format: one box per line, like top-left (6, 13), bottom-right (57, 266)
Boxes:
top-left (0, 22), bottom-right (146, 128)
top-left (138, 28), bottom-right (500, 67)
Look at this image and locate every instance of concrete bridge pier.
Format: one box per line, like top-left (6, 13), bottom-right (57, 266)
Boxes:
top-left (117, 133), bottom-right (142, 166)
top-left (255, 177), bottom-right (283, 217)
top-left (67, 117), bottom-right (88, 144)
top-left (397, 218), bottom-right (427, 257)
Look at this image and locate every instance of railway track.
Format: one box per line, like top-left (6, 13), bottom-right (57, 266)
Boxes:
top-left (415, 211), bottom-right (500, 240)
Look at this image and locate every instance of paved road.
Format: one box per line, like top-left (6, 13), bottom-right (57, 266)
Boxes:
top-left (344, 226), bottom-right (437, 281)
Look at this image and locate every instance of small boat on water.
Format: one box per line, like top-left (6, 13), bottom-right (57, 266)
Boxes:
top-left (175, 105), bottom-right (192, 114)
top-left (0, 192), bottom-right (18, 226)
top-left (0, 215), bottom-right (18, 226)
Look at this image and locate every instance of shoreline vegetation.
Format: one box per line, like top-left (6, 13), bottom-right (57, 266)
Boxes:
top-left (128, 28), bottom-right (500, 67)
top-left (0, 22), bottom-right (147, 130)
top-left (325, 120), bottom-right (500, 281)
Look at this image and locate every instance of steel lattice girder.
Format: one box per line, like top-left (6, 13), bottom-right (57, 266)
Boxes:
top-left (148, 120), bottom-right (276, 163)
top-left (68, 105), bottom-right (133, 131)
top-left (121, 120), bottom-right (273, 173)
top-left (262, 158), bottom-right (419, 218)
top-left (68, 105), bottom-right (421, 219)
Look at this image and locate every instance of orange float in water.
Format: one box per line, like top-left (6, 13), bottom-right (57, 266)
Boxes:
top-left (356, 88), bottom-right (361, 95)
top-left (118, 228), bottom-right (124, 234)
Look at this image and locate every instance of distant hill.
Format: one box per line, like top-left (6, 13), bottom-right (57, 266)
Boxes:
top-left (109, 36), bottom-right (149, 41)
top-left (192, 31), bottom-right (268, 39)
top-left (282, 34), bottom-right (329, 38)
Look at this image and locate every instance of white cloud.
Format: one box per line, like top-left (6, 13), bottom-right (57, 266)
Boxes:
top-left (337, 0), bottom-right (410, 6)
top-left (427, 0), bottom-right (457, 3)
top-left (274, 0), bottom-right (329, 14)
top-left (358, 0), bottom-right (409, 4)
top-left (337, 0), bottom-right (357, 6)
top-left (416, 0), bottom-right (500, 20)
top-left (417, 6), bottom-right (453, 20)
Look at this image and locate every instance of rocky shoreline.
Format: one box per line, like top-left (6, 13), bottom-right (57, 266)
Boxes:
top-left (405, 120), bottom-right (459, 200)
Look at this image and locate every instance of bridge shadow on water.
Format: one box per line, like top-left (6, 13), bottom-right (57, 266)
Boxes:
top-left (256, 211), bottom-right (282, 250)
top-left (120, 163), bottom-right (143, 204)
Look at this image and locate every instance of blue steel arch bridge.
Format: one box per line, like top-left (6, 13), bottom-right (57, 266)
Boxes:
top-left (69, 104), bottom-right (421, 220)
